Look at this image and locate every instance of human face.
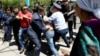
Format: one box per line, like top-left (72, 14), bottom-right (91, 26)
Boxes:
top-left (13, 8), bottom-right (19, 13)
top-left (22, 7), bottom-right (28, 13)
top-left (39, 10), bottom-right (44, 15)
top-left (6, 8), bottom-right (11, 13)
top-left (51, 7), bottom-right (57, 13)
top-left (63, 1), bottom-right (68, 6)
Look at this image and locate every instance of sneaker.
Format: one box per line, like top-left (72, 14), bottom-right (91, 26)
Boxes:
top-left (20, 48), bottom-right (25, 54)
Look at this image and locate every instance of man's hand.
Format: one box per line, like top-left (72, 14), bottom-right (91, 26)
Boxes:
top-left (16, 16), bottom-right (23, 20)
top-left (23, 15), bottom-right (31, 20)
top-left (23, 15), bottom-right (28, 18)
top-left (43, 15), bottom-right (48, 21)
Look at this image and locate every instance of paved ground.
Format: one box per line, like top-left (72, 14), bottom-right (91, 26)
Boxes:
top-left (0, 17), bottom-right (81, 56)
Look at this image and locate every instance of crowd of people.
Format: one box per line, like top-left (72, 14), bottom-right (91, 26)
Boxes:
top-left (0, 0), bottom-right (99, 56)
top-left (0, 0), bottom-right (77, 56)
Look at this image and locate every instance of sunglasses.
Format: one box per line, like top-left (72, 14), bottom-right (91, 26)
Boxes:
top-left (23, 8), bottom-right (28, 10)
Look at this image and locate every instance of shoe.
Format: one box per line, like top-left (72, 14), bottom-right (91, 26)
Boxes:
top-left (67, 44), bottom-right (70, 47)
top-left (66, 43), bottom-right (70, 48)
top-left (20, 48), bottom-right (24, 54)
top-left (69, 39), bottom-right (73, 44)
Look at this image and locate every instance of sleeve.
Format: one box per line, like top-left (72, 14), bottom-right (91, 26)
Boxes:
top-left (28, 12), bottom-right (32, 19)
top-left (48, 13), bottom-right (56, 21)
top-left (17, 11), bottom-right (22, 17)
top-left (16, 11), bottom-right (24, 20)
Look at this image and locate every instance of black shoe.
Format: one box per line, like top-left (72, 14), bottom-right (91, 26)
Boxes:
top-left (20, 48), bottom-right (24, 54)
top-left (66, 45), bottom-right (70, 48)
top-left (66, 43), bottom-right (70, 48)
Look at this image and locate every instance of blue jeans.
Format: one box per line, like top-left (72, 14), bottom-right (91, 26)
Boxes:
top-left (46, 30), bottom-right (59, 56)
top-left (18, 27), bottom-right (27, 48)
top-left (4, 25), bottom-right (12, 41)
top-left (57, 29), bottom-right (70, 46)
top-left (18, 26), bottom-right (41, 56)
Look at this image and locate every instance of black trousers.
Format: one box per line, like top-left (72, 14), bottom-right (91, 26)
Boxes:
top-left (68, 21), bottom-right (73, 39)
top-left (12, 19), bottom-right (20, 49)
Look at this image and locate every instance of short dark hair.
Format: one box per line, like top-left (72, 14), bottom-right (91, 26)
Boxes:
top-left (62, 0), bottom-right (68, 2)
top-left (37, 6), bottom-right (44, 11)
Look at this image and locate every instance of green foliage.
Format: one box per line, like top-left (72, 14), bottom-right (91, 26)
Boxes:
top-left (0, 0), bottom-right (51, 8)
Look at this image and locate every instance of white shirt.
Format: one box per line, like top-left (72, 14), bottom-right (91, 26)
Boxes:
top-left (48, 11), bottom-right (67, 30)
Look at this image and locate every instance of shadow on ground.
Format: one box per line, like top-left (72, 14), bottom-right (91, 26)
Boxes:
top-left (24, 42), bottom-right (60, 56)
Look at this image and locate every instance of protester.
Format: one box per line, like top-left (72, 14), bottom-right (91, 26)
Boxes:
top-left (43, 15), bottom-right (60, 56)
top-left (16, 6), bottom-right (41, 56)
top-left (27, 6), bottom-right (46, 52)
top-left (44, 3), bottom-right (70, 47)
top-left (61, 0), bottom-right (75, 42)
top-left (2, 6), bottom-right (13, 42)
top-left (32, 2), bottom-right (40, 13)
top-left (31, 6), bottom-right (47, 41)
top-left (11, 6), bottom-right (20, 50)
top-left (70, 0), bottom-right (100, 56)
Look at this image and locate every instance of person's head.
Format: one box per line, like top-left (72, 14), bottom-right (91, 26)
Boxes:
top-left (21, 6), bottom-right (28, 14)
top-left (37, 6), bottom-right (45, 15)
top-left (76, 0), bottom-right (100, 22)
top-left (13, 6), bottom-right (19, 13)
top-left (62, 0), bottom-right (68, 6)
top-left (51, 3), bottom-right (62, 13)
top-left (5, 6), bottom-right (11, 13)
top-left (34, 2), bottom-right (40, 7)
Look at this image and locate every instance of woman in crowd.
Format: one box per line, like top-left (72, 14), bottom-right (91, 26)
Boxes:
top-left (44, 15), bottom-right (60, 56)
top-left (70, 0), bottom-right (100, 56)
top-left (2, 6), bottom-right (13, 42)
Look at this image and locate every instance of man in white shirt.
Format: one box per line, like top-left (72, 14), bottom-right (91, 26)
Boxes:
top-left (44, 3), bottom-right (70, 47)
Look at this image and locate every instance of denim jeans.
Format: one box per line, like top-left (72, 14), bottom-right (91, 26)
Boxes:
top-left (18, 27), bottom-right (27, 48)
top-left (46, 30), bottom-right (59, 56)
top-left (18, 26), bottom-right (41, 56)
top-left (56, 29), bottom-right (69, 46)
top-left (4, 25), bottom-right (12, 41)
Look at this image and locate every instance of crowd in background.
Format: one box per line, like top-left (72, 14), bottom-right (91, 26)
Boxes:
top-left (0, 0), bottom-right (77, 56)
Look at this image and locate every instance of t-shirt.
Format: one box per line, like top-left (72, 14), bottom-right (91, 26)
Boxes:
top-left (48, 11), bottom-right (67, 30)
top-left (17, 11), bottom-right (32, 28)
